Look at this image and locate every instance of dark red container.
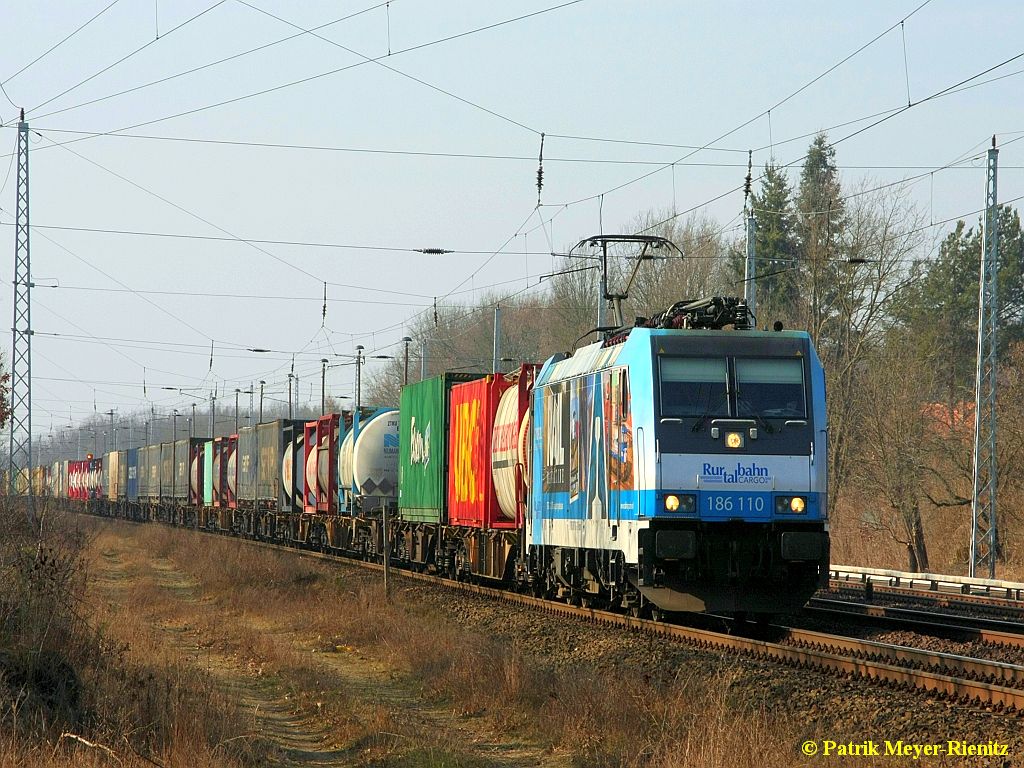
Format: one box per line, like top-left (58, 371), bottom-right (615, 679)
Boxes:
top-left (70, 459), bottom-right (88, 500)
top-left (213, 435), bottom-right (238, 508)
top-left (189, 441), bottom-right (205, 506)
top-left (490, 365), bottom-right (539, 529)
top-left (304, 414), bottom-right (340, 514)
top-left (446, 374), bottom-right (514, 530)
top-left (89, 457), bottom-right (104, 500)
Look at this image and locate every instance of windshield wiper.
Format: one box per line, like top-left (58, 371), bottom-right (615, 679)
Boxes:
top-left (735, 393), bottom-right (775, 434)
top-left (691, 387), bottom-right (720, 432)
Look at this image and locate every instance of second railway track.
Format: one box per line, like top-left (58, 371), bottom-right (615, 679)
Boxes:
top-left (807, 597), bottom-right (1024, 650)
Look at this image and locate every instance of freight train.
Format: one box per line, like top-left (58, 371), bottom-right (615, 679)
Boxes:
top-left (33, 295), bottom-right (829, 619)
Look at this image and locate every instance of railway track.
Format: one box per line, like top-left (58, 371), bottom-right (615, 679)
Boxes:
top-left (829, 565), bottom-right (1024, 615)
top-left (806, 597), bottom-right (1024, 649)
top-left (97, 512), bottom-right (1024, 714)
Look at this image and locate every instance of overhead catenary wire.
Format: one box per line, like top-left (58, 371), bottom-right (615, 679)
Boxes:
top-left (29, 0), bottom-right (395, 121)
top-left (358, 127), bottom-right (1024, 361)
top-left (34, 329), bottom-right (391, 358)
top-left (9, 211), bottom-right (225, 343)
top-left (0, 218), bottom-right (571, 259)
top-left (24, 120), bottom-right (1024, 423)
top-left (27, 0), bottom-right (584, 139)
top-left (0, 0), bottom-right (125, 116)
top-left (25, 3), bottom-right (1022, 432)
top-left (630, 50), bottom-right (1024, 238)
top-left (34, 130), bottom-right (332, 289)
top-left (28, 1), bottom-right (229, 115)
top-left (16, 125), bottom-right (1024, 171)
top-left (546, 0), bottom-right (939, 210)
top-left (236, 0), bottom-right (543, 136)
top-left (28, 269), bottom-right (599, 306)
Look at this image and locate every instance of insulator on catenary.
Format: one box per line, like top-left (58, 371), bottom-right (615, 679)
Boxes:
top-left (536, 132), bottom-right (545, 207)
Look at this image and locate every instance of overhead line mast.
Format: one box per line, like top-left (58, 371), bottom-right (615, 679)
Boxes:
top-left (9, 109), bottom-right (33, 521)
top-left (970, 137), bottom-right (1000, 579)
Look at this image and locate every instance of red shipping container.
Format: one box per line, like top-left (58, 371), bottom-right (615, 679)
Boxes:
top-left (70, 460), bottom-right (86, 500)
top-left (447, 374), bottom-right (514, 530)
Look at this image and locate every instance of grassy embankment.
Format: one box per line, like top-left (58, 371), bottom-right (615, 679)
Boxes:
top-left (8, 507), bottom-right (995, 767)
top-left (0, 501), bottom-right (274, 767)
top-left (85, 518), bottom-right (820, 767)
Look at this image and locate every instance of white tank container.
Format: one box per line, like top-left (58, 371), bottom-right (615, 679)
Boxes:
top-left (339, 409), bottom-right (399, 503)
top-left (491, 387), bottom-right (530, 521)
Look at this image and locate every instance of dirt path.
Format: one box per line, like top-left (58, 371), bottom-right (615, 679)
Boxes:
top-left (89, 523), bottom-right (564, 767)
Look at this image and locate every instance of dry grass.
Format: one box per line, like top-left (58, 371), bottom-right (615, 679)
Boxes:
top-left (15, 513), bottom-right (1004, 767)
top-left (0, 502), bottom-right (273, 768)
top-left (116, 524), bottom-right (819, 768)
top-left (830, 495), bottom-right (1024, 582)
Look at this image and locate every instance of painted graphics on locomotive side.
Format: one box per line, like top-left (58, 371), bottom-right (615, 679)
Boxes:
top-left (540, 369), bottom-right (635, 516)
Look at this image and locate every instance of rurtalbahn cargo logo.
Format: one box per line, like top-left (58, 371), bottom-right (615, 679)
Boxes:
top-left (700, 462), bottom-right (771, 485)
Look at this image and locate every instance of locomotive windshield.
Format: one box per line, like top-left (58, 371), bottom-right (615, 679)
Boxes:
top-left (735, 358), bottom-right (806, 419)
top-left (659, 357), bottom-right (729, 417)
top-left (658, 356), bottom-right (807, 420)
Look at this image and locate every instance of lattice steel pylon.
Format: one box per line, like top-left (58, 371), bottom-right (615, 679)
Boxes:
top-left (970, 139), bottom-right (999, 578)
top-left (8, 110), bottom-right (33, 522)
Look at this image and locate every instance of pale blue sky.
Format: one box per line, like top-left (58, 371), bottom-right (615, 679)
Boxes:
top-left (1, 0), bottom-right (1022, 437)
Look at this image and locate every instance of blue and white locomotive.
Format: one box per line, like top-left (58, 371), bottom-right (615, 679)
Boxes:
top-left (528, 296), bottom-right (829, 617)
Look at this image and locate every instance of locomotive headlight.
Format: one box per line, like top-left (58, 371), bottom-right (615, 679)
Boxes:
top-left (725, 432), bottom-right (744, 449)
top-left (776, 496), bottom-right (808, 514)
top-left (663, 494), bottom-right (696, 513)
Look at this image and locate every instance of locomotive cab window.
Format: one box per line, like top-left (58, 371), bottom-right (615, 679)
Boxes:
top-left (734, 358), bottom-right (805, 419)
top-left (659, 357), bottom-right (729, 417)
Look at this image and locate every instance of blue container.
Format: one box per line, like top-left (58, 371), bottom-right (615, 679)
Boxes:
top-left (125, 448), bottom-right (139, 502)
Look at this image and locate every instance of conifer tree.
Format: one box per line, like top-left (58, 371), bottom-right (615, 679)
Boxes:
top-left (750, 161), bottom-right (798, 324)
top-left (795, 133), bottom-right (845, 342)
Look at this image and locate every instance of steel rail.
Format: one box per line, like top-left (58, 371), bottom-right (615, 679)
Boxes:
top-left (807, 598), bottom-right (1024, 649)
top-left (778, 625), bottom-right (1024, 686)
top-left (830, 564), bottom-right (1024, 601)
top-left (827, 579), bottom-right (1024, 616)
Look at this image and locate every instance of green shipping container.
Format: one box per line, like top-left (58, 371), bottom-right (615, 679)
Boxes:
top-left (399, 372), bottom-right (483, 523)
top-left (203, 440), bottom-right (214, 505)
